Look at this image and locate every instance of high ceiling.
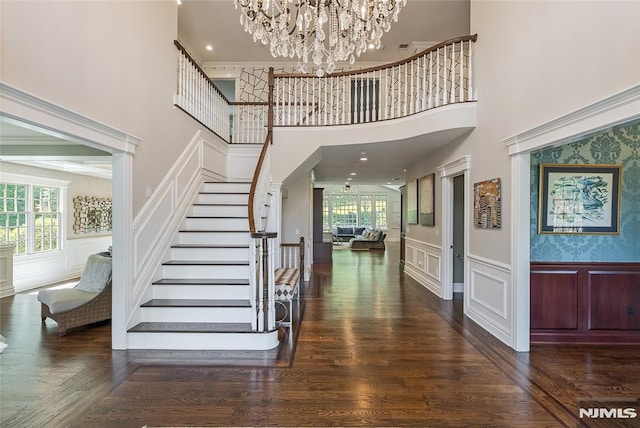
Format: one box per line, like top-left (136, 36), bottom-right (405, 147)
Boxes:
top-left (179, 0), bottom-right (470, 66)
top-left (1, 1), bottom-right (471, 186)
top-left (178, 0), bottom-right (471, 187)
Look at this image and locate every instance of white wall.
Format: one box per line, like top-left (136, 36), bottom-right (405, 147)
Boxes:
top-left (0, 1), bottom-right (209, 217)
top-left (404, 0), bottom-right (640, 349)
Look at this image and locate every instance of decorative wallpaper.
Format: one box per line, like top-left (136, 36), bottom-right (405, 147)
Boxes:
top-left (530, 122), bottom-right (640, 262)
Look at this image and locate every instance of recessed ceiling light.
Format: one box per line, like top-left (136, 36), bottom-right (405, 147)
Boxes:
top-left (350, 172), bottom-right (356, 176)
top-left (360, 156), bottom-right (368, 161)
top-left (206, 45), bottom-right (213, 51)
top-left (347, 178), bottom-right (353, 181)
top-left (176, 0), bottom-right (182, 4)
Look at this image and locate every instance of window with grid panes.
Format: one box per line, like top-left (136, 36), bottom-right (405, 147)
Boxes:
top-left (0, 183), bottom-right (28, 254)
top-left (0, 183), bottom-right (61, 255)
top-left (375, 195), bottom-right (387, 229)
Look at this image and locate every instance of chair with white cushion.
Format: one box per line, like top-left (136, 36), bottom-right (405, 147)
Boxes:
top-left (37, 253), bottom-right (112, 336)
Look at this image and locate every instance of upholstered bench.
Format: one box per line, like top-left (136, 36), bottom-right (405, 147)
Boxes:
top-left (274, 267), bottom-right (300, 326)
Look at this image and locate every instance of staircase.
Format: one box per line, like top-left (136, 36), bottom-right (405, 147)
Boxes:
top-left (126, 181), bottom-right (280, 350)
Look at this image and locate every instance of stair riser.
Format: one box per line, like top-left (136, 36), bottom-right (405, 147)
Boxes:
top-left (182, 218), bottom-right (248, 231)
top-left (197, 193), bottom-right (248, 204)
top-left (152, 284), bottom-right (251, 300)
top-left (140, 307), bottom-right (252, 323)
top-left (169, 247), bottom-right (250, 261)
top-left (162, 265), bottom-right (250, 279)
top-left (127, 331), bottom-right (279, 350)
top-left (191, 205), bottom-right (247, 217)
top-left (177, 232), bottom-right (251, 245)
top-left (201, 183), bottom-right (251, 193)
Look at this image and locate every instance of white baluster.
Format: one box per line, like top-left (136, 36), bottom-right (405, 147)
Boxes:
top-left (291, 78), bottom-right (296, 125)
top-left (450, 43), bottom-right (456, 104)
top-left (409, 59), bottom-right (418, 114)
top-left (403, 63), bottom-right (408, 116)
top-left (370, 71), bottom-right (380, 121)
top-left (250, 239), bottom-right (257, 330)
top-left (468, 41), bottom-right (474, 101)
top-left (324, 77), bottom-right (328, 125)
top-left (436, 48), bottom-right (441, 107)
top-left (458, 42), bottom-right (464, 103)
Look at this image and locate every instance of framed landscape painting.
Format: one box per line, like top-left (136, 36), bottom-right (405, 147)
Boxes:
top-left (407, 179), bottom-right (418, 224)
top-left (538, 164), bottom-right (622, 234)
top-left (419, 173), bottom-right (435, 226)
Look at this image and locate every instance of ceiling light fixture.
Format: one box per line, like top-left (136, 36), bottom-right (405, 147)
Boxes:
top-left (206, 45), bottom-right (213, 51)
top-left (350, 172), bottom-right (357, 175)
top-left (235, 0), bottom-right (406, 77)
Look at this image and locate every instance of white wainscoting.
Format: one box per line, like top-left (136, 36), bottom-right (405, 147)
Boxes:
top-left (227, 145), bottom-right (261, 181)
top-left (128, 131), bottom-right (229, 327)
top-left (404, 237), bottom-right (443, 297)
top-left (12, 236), bottom-right (112, 292)
top-left (465, 253), bottom-right (513, 346)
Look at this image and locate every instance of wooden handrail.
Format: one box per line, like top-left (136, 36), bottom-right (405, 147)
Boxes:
top-left (273, 34), bottom-right (478, 79)
top-left (248, 131), bottom-right (272, 233)
top-left (248, 68), bottom-right (275, 233)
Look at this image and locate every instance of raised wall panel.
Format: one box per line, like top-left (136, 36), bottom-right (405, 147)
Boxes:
top-left (531, 263), bottom-right (640, 343)
top-left (530, 270), bottom-right (578, 330)
top-left (588, 271), bottom-right (640, 330)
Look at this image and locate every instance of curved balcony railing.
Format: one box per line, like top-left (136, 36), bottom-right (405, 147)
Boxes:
top-left (272, 35), bottom-right (477, 127)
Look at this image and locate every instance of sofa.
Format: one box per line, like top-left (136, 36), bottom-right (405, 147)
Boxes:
top-left (332, 226), bottom-right (366, 242)
top-left (348, 228), bottom-right (386, 250)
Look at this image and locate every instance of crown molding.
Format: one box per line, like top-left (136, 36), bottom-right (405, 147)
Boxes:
top-left (503, 84), bottom-right (640, 155)
top-left (0, 82), bottom-right (141, 154)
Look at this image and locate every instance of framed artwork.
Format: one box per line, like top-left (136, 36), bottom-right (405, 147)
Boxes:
top-left (473, 178), bottom-right (501, 229)
top-left (407, 179), bottom-right (418, 224)
top-left (419, 173), bottom-right (435, 226)
top-left (538, 164), bottom-right (622, 234)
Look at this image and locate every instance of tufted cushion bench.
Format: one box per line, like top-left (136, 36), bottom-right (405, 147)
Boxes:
top-left (274, 267), bottom-right (300, 326)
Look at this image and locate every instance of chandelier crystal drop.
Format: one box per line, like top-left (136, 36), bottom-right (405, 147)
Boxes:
top-left (235, 0), bottom-right (406, 76)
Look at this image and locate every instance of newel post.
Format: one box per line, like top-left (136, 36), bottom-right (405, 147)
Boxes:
top-left (251, 232), bottom-right (277, 332)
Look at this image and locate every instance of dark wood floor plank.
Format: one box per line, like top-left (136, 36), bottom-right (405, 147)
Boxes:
top-left (2, 243), bottom-right (639, 427)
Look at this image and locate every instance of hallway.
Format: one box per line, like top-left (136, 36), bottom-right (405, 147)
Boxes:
top-left (1, 243), bottom-right (639, 427)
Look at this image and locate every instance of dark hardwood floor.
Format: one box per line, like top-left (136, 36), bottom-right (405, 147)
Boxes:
top-left (1, 243), bottom-right (639, 427)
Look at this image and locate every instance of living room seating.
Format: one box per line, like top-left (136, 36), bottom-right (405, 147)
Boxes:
top-left (37, 252), bottom-right (112, 336)
top-left (349, 228), bottom-right (386, 250)
top-left (332, 226), bottom-right (366, 242)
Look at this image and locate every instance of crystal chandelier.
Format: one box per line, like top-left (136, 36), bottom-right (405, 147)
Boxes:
top-left (235, 0), bottom-right (406, 76)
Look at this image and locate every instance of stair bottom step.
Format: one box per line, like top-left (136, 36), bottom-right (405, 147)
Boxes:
top-left (141, 299), bottom-right (251, 308)
top-left (129, 322), bottom-right (254, 333)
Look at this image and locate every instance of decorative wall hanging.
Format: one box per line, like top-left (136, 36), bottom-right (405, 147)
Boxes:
top-left (407, 179), bottom-right (418, 225)
top-left (474, 178), bottom-right (502, 229)
top-left (538, 164), bottom-right (621, 234)
top-left (419, 173), bottom-right (435, 226)
top-left (73, 196), bottom-right (112, 233)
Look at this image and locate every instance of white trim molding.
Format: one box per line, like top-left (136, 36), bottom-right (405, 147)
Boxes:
top-left (404, 237), bottom-right (443, 297)
top-left (437, 155), bottom-right (471, 301)
top-left (504, 83), bottom-right (640, 156)
top-left (465, 253), bottom-right (513, 346)
top-left (0, 82), bottom-right (141, 154)
top-left (503, 84), bottom-right (640, 352)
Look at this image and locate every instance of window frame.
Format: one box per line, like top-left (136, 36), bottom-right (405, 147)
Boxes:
top-left (0, 173), bottom-right (69, 257)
